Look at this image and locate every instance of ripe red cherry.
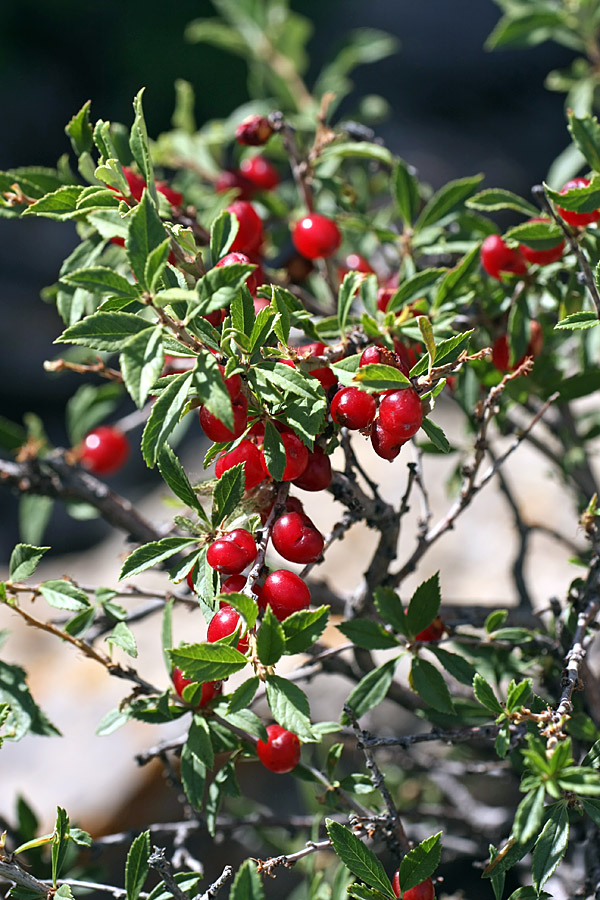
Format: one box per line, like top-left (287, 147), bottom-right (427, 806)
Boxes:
top-left (203, 308), bottom-right (227, 328)
top-left (156, 180), bottom-right (184, 208)
top-left (199, 394), bottom-right (248, 443)
top-left (215, 251), bottom-right (258, 294)
top-left (220, 574), bottom-right (248, 593)
top-left (215, 440), bottom-right (266, 491)
top-left (240, 156), bottom-right (280, 191)
top-left (518, 217), bottom-right (565, 266)
top-left (296, 342), bottom-right (337, 391)
top-left (261, 432), bottom-right (309, 482)
top-left (337, 253), bottom-right (374, 282)
top-left (215, 169), bottom-right (255, 200)
top-left (378, 388), bottom-right (423, 441)
top-left (206, 528), bottom-right (257, 575)
top-left (392, 873), bottom-right (435, 900)
top-left (258, 570), bottom-right (311, 621)
top-left (376, 287), bottom-right (394, 313)
top-left (227, 200), bottom-right (263, 254)
top-left (172, 668), bottom-right (222, 707)
top-left (557, 177), bottom-right (600, 227)
top-left (235, 115), bottom-right (273, 146)
top-left (331, 387), bottom-right (377, 430)
top-left (256, 723), bottom-right (301, 773)
top-left (80, 426), bottom-right (130, 476)
top-left (217, 365), bottom-right (242, 400)
top-left (480, 234), bottom-right (528, 280)
top-left (207, 605), bottom-right (250, 653)
top-left (370, 422), bottom-right (407, 461)
top-left (491, 320), bottom-right (543, 372)
top-left (292, 447), bottom-right (332, 492)
top-left (415, 616), bottom-right (445, 643)
top-left (272, 512), bottom-right (324, 564)
top-left (292, 214), bottom-right (342, 260)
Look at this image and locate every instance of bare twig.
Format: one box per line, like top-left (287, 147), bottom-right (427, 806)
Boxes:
top-left (148, 846), bottom-right (189, 900)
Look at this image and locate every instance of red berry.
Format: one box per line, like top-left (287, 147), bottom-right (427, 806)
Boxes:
top-left (331, 387), bottom-right (377, 430)
top-left (272, 512), bottom-right (324, 564)
top-left (80, 426), bottom-right (130, 476)
top-left (491, 320), bottom-right (543, 372)
top-left (378, 389), bottom-right (423, 441)
top-left (309, 366), bottom-right (338, 391)
top-left (292, 214), bottom-right (342, 260)
top-left (370, 421), bottom-right (408, 461)
top-left (215, 251), bottom-right (258, 294)
top-left (216, 169), bottom-right (256, 200)
top-left (480, 234), bottom-right (528, 280)
top-left (415, 616), bottom-right (445, 643)
top-left (206, 528), bottom-right (257, 575)
top-left (337, 253), bottom-right (374, 282)
top-left (227, 200), bottom-right (263, 254)
top-left (377, 287), bottom-right (394, 312)
top-left (235, 115), bottom-right (273, 147)
top-left (117, 167), bottom-right (146, 203)
top-left (296, 341), bottom-right (326, 360)
top-left (199, 394), bottom-right (248, 443)
top-left (256, 723), bottom-right (301, 773)
top-left (203, 308), bottom-right (227, 328)
top-left (215, 440), bottom-right (265, 491)
top-left (359, 346), bottom-right (384, 367)
top-left (557, 177), bottom-right (600, 227)
top-left (292, 447), bottom-right (332, 492)
top-left (207, 605), bottom-right (250, 653)
top-left (261, 432), bottom-right (309, 482)
top-left (258, 570), bottom-right (311, 621)
top-left (392, 873), bottom-right (435, 900)
top-left (518, 217), bottom-right (565, 266)
top-left (221, 574), bottom-right (248, 594)
top-left (240, 156), bottom-right (280, 191)
top-left (172, 668), bottom-right (222, 707)
top-left (217, 365), bottom-right (242, 400)
top-left (156, 180), bottom-right (184, 208)
top-left (186, 568), bottom-right (196, 592)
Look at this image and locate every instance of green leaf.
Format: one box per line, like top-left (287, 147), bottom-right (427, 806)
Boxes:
top-left (195, 263), bottom-right (256, 315)
top-left (337, 619), bottom-right (399, 650)
top-left (9, 544), bottom-right (50, 581)
top-left (513, 785), bottom-right (546, 844)
top-left (393, 158), bottom-right (420, 225)
top-left (51, 807), bottom-right (70, 887)
top-left (466, 189), bottom-right (538, 217)
top-left (60, 266), bottom-right (140, 300)
top-left (212, 463), bottom-right (245, 526)
top-left (415, 175), bottom-right (484, 231)
top-left (57, 311), bottom-right (153, 352)
top-left (65, 382), bottom-right (123, 446)
top-left (125, 830), bottom-right (150, 900)
top-left (506, 679), bottom-right (533, 714)
top-left (354, 363), bottom-right (410, 391)
top-left (187, 713), bottom-right (214, 769)
top-left (545, 176), bottom-right (600, 212)
top-left (265, 675), bottom-right (315, 742)
top-left (485, 609), bottom-right (508, 633)
top-left (435, 243), bottom-right (481, 306)
top-left (0, 415), bottom-right (26, 453)
top-left (319, 141), bottom-right (393, 166)
top-left (420, 418), bottom-right (451, 453)
top-left (180, 741), bottom-right (206, 810)
top-left (256, 606), bottom-right (285, 666)
top-left (338, 271), bottom-right (363, 336)
top-left (568, 111), bottom-right (600, 173)
top-left (410, 657), bottom-right (454, 714)
top-left (0, 660), bottom-right (60, 740)
top-left (485, 10), bottom-right (565, 50)
top-left (405, 573), bottom-right (441, 637)
top-left (157, 444), bottom-right (204, 515)
top-left (582, 798), bottom-right (600, 829)
top-left (397, 832), bottom-right (442, 893)
top-left (22, 186), bottom-right (84, 220)
top-left (504, 219), bottom-right (564, 250)
top-left (374, 587), bottom-right (407, 634)
top-left (145, 239), bottom-right (171, 293)
top-left (170, 642), bottom-right (248, 683)
top-left (106, 622), bottom-right (138, 658)
top-left (65, 100), bottom-right (93, 156)
top-left (210, 209), bottom-right (239, 261)
top-left (126, 189), bottom-right (167, 289)
top-left (262, 421), bottom-right (286, 481)
top-left (193, 351), bottom-right (233, 431)
top-left (557, 766), bottom-right (600, 795)
top-left (409, 330), bottom-right (473, 377)
top-left (120, 326), bottom-right (164, 408)
top-left (120, 537), bottom-right (199, 580)
top-left (19, 495), bottom-right (54, 547)
top-left (141, 370), bottom-right (194, 466)
top-left (282, 606), bottom-right (330, 654)
top-left (386, 269), bottom-right (446, 314)
top-left (555, 311), bottom-right (599, 331)
top-left (39, 580), bottom-right (90, 611)
top-left (219, 592), bottom-right (258, 631)
top-left (427, 647), bottom-right (475, 686)
top-left (227, 676), bottom-right (260, 714)
top-left (343, 657), bottom-right (399, 720)
top-left (146, 873), bottom-right (202, 900)
top-left (532, 803), bottom-right (569, 892)
top-left (326, 820), bottom-right (394, 897)
top-left (473, 673), bottom-right (504, 715)
top-left (230, 860), bottom-right (264, 900)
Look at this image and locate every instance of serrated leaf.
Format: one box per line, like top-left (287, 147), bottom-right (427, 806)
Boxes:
top-left (473, 673), bottom-right (504, 715)
top-left (120, 537), bottom-right (198, 580)
top-left (397, 832), bottom-right (442, 892)
top-left (106, 621), bottom-right (138, 658)
top-left (129, 89), bottom-right (156, 203)
top-left (409, 330), bottom-right (472, 377)
top-left (405, 573), bottom-right (441, 637)
top-left (466, 189), bottom-right (539, 217)
top-left (125, 830), bottom-right (150, 900)
top-left (193, 351), bottom-right (233, 431)
top-left (22, 186), bottom-right (84, 220)
top-left (319, 141), bottom-right (393, 166)
top-left (504, 219), bottom-right (564, 250)
top-left (343, 657), bottom-right (399, 720)
top-left (51, 807), bottom-right (70, 887)
top-left (532, 804), bottom-right (569, 892)
top-left (57, 311), bottom-right (153, 352)
top-left (9, 544), bottom-right (50, 581)
top-left (337, 619), bottom-right (399, 650)
top-left (427, 647), bottom-right (474, 686)
top-left (170, 642), bottom-right (248, 683)
top-left (39, 580), bottom-right (90, 611)
top-left (326, 820), bottom-right (394, 896)
top-left (265, 675), bottom-right (315, 741)
top-left (227, 676), bottom-right (259, 714)
top-left (145, 239), bottom-right (171, 293)
top-left (513, 786), bottom-right (546, 844)
top-left (65, 100), bottom-right (93, 156)
top-left (142, 370), bottom-right (194, 466)
top-left (19, 495), bottom-right (54, 547)
top-left (393, 158), bottom-right (420, 225)
top-left (187, 713), bottom-right (214, 769)
top-left (374, 587), bottom-right (407, 634)
top-left (555, 311), bottom-right (599, 331)
top-left (435, 243), bottom-right (481, 306)
top-left (230, 860), bottom-right (264, 900)
top-left (420, 418), bottom-right (451, 453)
top-left (262, 420), bottom-right (286, 481)
top-left (0, 660), bottom-right (60, 740)
top-left (506, 679), bottom-right (533, 713)
top-left (180, 741), bottom-right (206, 810)
top-left (120, 326), bottom-right (164, 408)
top-left (338, 271), bottom-right (363, 336)
top-left (60, 266), bottom-right (140, 300)
top-left (282, 606), bottom-right (330, 654)
top-left (410, 657), bottom-right (454, 714)
top-left (157, 444), bottom-right (204, 515)
top-left (415, 175), bottom-right (484, 231)
top-left (218, 592), bottom-right (258, 631)
top-left (568, 111), bottom-right (600, 173)
top-left (212, 463), bottom-right (245, 526)
top-left (126, 189), bottom-right (166, 289)
top-left (387, 269), bottom-right (446, 314)
top-left (354, 363), bottom-right (410, 391)
top-left (545, 176), bottom-right (600, 212)
top-left (210, 209), bottom-right (239, 261)
top-left (485, 609), bottom-right (508, 633)
top-left (256, 606), bottom-right (285, 666)
top-left (65, 382), bottom-right (123, 446)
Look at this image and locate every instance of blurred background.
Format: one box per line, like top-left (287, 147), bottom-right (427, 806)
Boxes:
top-left (0, 4), bottom-right (583, 898)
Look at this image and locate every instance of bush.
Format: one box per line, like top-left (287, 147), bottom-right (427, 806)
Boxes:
top-left (2, 2), bottom-right (600, 899)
